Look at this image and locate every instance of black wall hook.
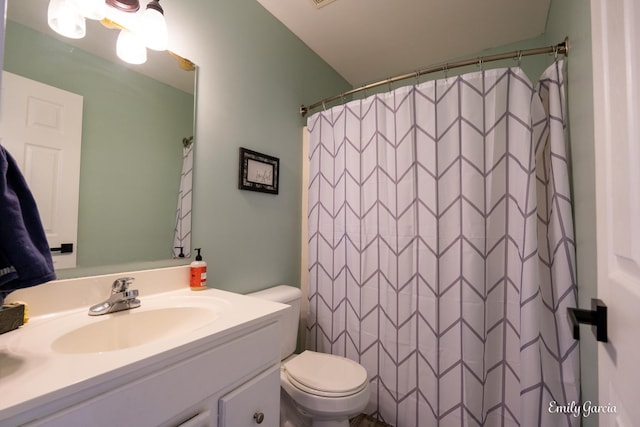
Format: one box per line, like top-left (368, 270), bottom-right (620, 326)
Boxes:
top-left (567, 298), bottom-right (608, 342)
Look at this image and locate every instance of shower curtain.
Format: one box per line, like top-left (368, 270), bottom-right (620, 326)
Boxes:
top-left (306, 61), bottom-right (578, 427)
top-left (172, 139), bottom-right (194, 258)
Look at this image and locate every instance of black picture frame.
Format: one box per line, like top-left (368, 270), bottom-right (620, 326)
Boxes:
top-left (238, 147), bottom-right (279, 194)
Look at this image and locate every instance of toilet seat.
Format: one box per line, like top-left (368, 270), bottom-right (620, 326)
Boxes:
top-left (283, 351), bottom-right (368, 398)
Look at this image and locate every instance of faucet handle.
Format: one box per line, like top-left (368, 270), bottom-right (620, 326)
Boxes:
top-left (122, 289), bottom-right (139, 300)
top-left (112, 277), bottom-right (135, 293)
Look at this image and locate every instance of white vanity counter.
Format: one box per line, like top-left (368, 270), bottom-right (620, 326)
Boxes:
top-left (0, 266), bottom-right (286, 427)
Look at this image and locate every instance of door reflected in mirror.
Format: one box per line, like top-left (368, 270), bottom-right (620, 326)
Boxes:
top-left (3, 0), bottom-right (197, 277)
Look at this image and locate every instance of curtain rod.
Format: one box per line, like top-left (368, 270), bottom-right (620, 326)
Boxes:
top-left (300, 37), bottom-right (569, 117)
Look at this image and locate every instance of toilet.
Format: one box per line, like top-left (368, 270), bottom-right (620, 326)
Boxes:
top-left (249, 285), bottom-right (370, 427)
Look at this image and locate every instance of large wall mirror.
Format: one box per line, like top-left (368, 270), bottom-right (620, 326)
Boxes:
top-left (3, 0), bottom-right (196, 278)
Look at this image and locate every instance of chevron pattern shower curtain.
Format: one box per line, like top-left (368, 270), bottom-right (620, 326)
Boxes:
top-left (306, 61), bottom-right (578, 427)
top-left (172, 141), bottom-right (193, 258)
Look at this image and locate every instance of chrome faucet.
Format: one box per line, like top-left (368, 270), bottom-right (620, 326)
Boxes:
top-left (88, 277), bottom-right (141, 316)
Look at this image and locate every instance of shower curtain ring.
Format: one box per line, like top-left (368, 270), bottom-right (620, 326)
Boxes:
top-left (478, 57), bottom-right (484, 71)
top-left (517, 50), bottom-right (523, 66)
top-left (554, 45), bottom-right (559, 60)
top-left (322, 100), bottom-right (327, 111)
top-left (443, 63), bottom-right (448, 79)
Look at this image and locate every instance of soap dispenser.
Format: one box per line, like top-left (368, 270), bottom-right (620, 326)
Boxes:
top-left (190, 248), bottom-right (207, 291)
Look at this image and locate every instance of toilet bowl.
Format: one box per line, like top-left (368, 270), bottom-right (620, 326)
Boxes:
top-left (249, 286), bottom-right (370, 427)
top-left (282, 351), bottom-right (370, 421)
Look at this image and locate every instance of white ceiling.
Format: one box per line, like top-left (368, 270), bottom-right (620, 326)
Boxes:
top-left (256, 0), bottom-right (551, 86)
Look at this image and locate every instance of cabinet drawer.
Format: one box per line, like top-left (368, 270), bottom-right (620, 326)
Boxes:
top-left (219, 365), bottom-right (280, 427)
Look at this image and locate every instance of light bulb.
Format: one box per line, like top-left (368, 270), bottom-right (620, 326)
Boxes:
top-left (116, 29), bottom-right (147, 65)
top-left (48, 0), bottom-right (86, 39)
top-left (141, 1), bottom-right (168, 51)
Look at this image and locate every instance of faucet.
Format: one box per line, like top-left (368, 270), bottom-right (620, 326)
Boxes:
top-left (88, 277), bottom-right (141, 316)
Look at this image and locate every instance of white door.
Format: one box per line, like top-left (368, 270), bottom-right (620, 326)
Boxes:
top-left (591, 0), bottom-right (640, 425)
top-left (0, 71), bottom-right (83, 269)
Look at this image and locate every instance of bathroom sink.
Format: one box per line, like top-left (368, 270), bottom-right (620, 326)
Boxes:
top-left (51, 306), bottom-right (217, 354)
top-left (0, 270), bottom-right (290, 426)
top-left (7, 293), bottom-right (229, 355)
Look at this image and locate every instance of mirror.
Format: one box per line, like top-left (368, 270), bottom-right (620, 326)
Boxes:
top-left (4, 0), bottom-right (196, 278)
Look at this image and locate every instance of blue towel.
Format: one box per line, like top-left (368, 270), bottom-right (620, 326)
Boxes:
top-left (0, 145), bottom-right (56, 305)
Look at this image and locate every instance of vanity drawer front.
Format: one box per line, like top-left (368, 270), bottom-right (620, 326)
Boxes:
top-left (219, 365), bottom-right (280, 427)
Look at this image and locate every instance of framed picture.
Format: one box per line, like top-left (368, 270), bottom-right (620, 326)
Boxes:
top-left (238, 147), bottom-right (280, 194)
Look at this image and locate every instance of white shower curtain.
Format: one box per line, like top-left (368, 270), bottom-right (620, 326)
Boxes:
top-left (306, 61), bottom-right (578, 427)
top-left (172, 140), bottom-right (194, 258)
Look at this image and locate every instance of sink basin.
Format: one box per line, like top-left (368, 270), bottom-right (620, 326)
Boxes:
top-left (51, 307), bottom-right (217, 354)
top-left (7, 293), bottom-right (229, 355)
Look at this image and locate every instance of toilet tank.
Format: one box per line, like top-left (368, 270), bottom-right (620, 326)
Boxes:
top-left (248, 285), bottom-right (301, 360)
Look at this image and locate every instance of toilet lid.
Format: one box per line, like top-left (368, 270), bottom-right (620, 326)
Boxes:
top-left (283, 351), bottom-right (368, 397)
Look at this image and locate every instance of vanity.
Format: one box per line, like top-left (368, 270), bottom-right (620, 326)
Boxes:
top-left (0, 267), bottom-right (286, 427)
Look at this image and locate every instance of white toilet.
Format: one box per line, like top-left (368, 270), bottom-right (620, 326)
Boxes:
top-left (249, 285), bottom-right (370, 427)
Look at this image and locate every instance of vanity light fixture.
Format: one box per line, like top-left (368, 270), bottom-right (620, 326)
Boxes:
top-left (106, 0), bottom-right (140, 12)
top-left (46, 0), bottom-right (169, 65)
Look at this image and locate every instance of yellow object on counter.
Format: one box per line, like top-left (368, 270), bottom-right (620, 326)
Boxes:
top-left (0, 302), bottom-right (26, 334)
top-left (14, 301), bottom-right (29, 323)
top-left (3, 301), bottom-right (28, 323)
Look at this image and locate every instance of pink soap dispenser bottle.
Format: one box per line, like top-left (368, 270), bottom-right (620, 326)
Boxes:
top-left (190, 248), bottom-right (207, 291)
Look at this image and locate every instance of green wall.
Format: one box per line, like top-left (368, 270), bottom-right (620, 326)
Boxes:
top-left (164, 0), bottom-right (350, 294)
top-left (4, 20), bottom-right (194, 275)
